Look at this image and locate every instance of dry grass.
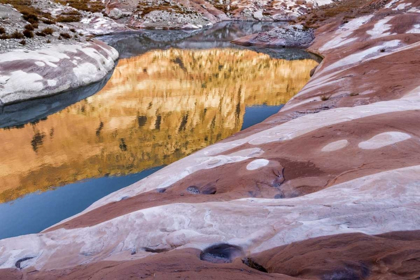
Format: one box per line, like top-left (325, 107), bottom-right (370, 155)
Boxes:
top-left (60, 32), bottom-right (71, 39)
top-left (299, 0), bottom-right (388, 28)
top-left (212, 3), bottom-right (239, 14)
top-left (54, 0), bottom-right (104, 13)
top-left (56, 9), bottom-right (82, 22)
top-left (56, 15), bottom-right (81, 22)
top-left (10, 30), bottom-right (24, 39)
top-left (42, 27), bottom-right (54, 35)
top-left (137, 2), bottom-right (195, 15)
top-left (0, 0), bottom-right (53, 23)
top-left (24, 24), bottom-right (34, 30)
top-left (42, 19), bottom-right (55, 25)
top-left (23, 29), bottom-right (34, 38)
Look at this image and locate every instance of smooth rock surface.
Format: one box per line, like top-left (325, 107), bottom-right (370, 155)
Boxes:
top-left (1, 0), bottom-right (420, 278)
top-left (0, 40), bottom-right (118, 104)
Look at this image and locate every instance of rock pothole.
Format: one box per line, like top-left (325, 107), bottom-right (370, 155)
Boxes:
top-left (200, 243), bottom-right (243, 263)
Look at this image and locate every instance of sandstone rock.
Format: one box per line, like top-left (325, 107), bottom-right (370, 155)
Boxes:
top-left (1, 0), bottom-right (420, 278)
top-left (109, 8), bottom-right (124, 19)
top-left (0, 40), bottom-right (118, 104)
top-left (233, 25), bottom-right (315, 48)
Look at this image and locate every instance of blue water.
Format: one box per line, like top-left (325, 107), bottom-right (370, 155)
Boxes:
top-left (241, 105), bottom-right (284, 130)
top-left (0, 167), bottom-right (162, 240)
top-left (0, 22), bottom-right (305, 240)
top-left (0, 104), bottom-right (284, 240)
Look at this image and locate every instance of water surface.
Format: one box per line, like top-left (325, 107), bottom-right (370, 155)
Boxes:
top-left (0, 22), bottom-right (318, 239)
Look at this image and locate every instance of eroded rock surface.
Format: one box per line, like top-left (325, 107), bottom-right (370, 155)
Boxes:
top-left (105, 0), bottom-right (333, 29)
top-left (233, 24), bottom-right (315, 48)
top-left (0, 40), bottom-right (118, 104)
top-left (1, 0), bottom-right (420, 278)
top-left (0, 1), bottom-right (121, 103)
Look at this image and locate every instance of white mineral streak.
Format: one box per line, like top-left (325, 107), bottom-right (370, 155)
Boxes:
top-left (321, 140), bottom-right (349, 152)
top-left (1, 166), bottom-right (420, 270)
top-left (247, 159), bottom-right (270, 170)
top-left (358, 132), bottom-right (411, 150)
top-left (0, 41), bottom-right (118, 104)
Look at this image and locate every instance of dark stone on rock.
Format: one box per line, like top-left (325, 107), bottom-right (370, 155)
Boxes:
top-left (156, 188), bottom-right (166, 193)
top-left (274, 194), bottom-right (284, 199)
top-left (200, 244), bottom-right (244, 263)
top-left (187, 186), bottom-right (200, 194)
top-left (187, 183), bottom-right (217, 195)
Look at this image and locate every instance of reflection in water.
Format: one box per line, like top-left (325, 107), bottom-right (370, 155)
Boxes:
top-left (0, 48), bottom-right (318, 203)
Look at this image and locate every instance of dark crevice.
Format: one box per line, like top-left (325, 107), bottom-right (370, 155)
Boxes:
top-left (15, 257), bottom-right (34, 269)
top-left (142, 247), bottom-right (171, 253)
top-left (242, 257), bottom-right (268, 273)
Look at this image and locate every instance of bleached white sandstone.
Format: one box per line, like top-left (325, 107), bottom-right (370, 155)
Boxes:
top-left (319, 15), bottom-right (373, 52)
top-left (358, 132), bottom-right (411, 150)
top-left (321, 140), bottom-right (349, 152)
top-left (0, 41), bottom-right (119, 104)
top-left (1, 166), bottom-right (420, 270)
top-left (53, 85), bottom-right (420, 219)
top-left (325, 40), bottom-right (401, 72)
top-left (246, 159), bottom-right (270, 170)
top-left (366, 16), bottom-right (393, 39)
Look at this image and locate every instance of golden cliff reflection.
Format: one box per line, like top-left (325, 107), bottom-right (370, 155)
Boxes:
top-left (0, 48), bottom-right (318, 202)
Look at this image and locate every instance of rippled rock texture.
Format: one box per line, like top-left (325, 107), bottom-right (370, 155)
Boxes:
top-left (1, 0), bottom-right (420, 278)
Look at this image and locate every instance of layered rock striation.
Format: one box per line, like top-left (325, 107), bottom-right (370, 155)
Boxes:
top-left (0, 40), bottom-right (118, 104)
top-left (1, 0), bottom-right (420, 278)
top-left (0, 1), bottom-right (121, 103)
